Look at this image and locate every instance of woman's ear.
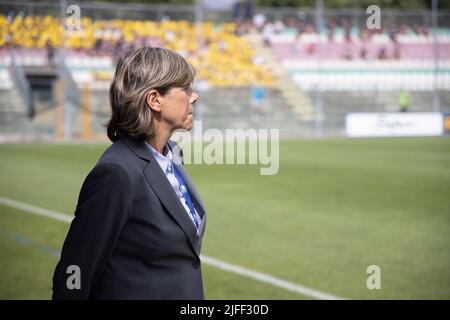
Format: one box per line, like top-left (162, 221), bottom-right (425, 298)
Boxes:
top-left (146, 89), bottom-right (162, 112)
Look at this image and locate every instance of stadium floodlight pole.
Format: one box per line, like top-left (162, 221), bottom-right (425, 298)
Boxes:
top-left (315, 0), bottom-right (324, 33)
top-left (194, 0), bottom-right (204, 126)
top-left (195, 0), bottom-right (204, 23)
top-left (431, 0), bottom-right (440, 112)
top-left (59, 0), bottom-right (71, 140)
top-left (314, 0), bottom-right (324, 138)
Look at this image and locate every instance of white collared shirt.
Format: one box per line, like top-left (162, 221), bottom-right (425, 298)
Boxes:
top-left (145, 142), bottom-right (201, 234)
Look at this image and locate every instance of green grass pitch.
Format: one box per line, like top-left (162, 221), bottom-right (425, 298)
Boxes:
top-left (0, 137), bottom-right (449, 299)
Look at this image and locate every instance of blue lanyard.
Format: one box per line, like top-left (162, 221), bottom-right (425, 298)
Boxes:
top-left (172, 164), bottom-right (199, 229)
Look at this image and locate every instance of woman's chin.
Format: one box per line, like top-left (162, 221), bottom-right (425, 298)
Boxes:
top-left (177, 123), bottom-right (192, 131)
top-left (183, 115), bottom-right (194, 130)
top-left (184, 122), bottom-right (193, 131)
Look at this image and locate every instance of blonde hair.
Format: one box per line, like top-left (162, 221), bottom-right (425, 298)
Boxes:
top-left (107, 47), bottom-right (196, 142)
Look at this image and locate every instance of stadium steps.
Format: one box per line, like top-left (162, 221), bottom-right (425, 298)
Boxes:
top-left (243, 31), bottom-right (315, 121)
top-left (0, 86), bottom-right (53, 138)
top-left (0, 86), bottom-right (29, 124)
top-left (31, 103), bottom-right (55, 127)
top-left (197, 88), bottom-right (309, 136)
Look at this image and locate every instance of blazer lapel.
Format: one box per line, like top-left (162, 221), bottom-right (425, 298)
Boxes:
top-left (121, 135), bottom-right (200, 259)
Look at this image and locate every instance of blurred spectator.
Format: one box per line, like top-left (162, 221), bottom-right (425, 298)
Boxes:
top-left (93, 38), bottom-right (103, 54)
top-left (233, 0), bottom-right (254, 35)
top-left (399, 90), bottom-right (410, 112)
top-left (306, 43), bottom-right (316, 56)
top-left (232, 1), bottom-right (242, 23)
top-left (273, 20), bottom-right (285, 33)
top-left (262, 22), bottom-right (274, 46)
top-left (253, 11), bottom-right (266, 32)
top-left (359, 46), bottom-right (367, 60)
top-left (297, 11), bottom-right (308, 34)
top-left (46, 40), bottom-right (55, 66)
top-left (327, 28), bottom-right (334, 42)
top-left (341, 18), bottom-right (351, 34)
top-left (244, 0), bottom-right (254, 22)
top-left (342, 30), bottom-right (353, 60)
top-left (377, 47), bottom-right (387, 60)
top-left (341, 46), bottom-right (352, 60)
top-left (113, 36), bottom-right (128, 64)
top-left (250, 85), bottom-right (265, 122)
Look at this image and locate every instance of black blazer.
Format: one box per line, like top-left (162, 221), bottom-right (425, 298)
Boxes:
top-left (52, 135), bottom-right (206, 299)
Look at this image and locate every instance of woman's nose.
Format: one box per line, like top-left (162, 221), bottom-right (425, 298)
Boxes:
top-left (191, 91), bottom-right (199, 104)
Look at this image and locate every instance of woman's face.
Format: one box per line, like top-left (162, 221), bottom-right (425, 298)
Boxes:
top-left (159, 86), bottom-right (199, 131)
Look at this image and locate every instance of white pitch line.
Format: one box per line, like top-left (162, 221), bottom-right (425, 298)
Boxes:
top-left (200, 256), bottom-right (344, 300)
top-left (0, 195), bottom-right (345, 300)
top-left (0, 196), bottom-right (72, 223)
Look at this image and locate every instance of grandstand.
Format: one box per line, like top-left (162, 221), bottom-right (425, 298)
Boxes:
top-left (0, 15), bottom-right (275, 87)
top-left (0, 1), bottom-right (449, 141)
top-left (267, 21), bottom-right (450, 90)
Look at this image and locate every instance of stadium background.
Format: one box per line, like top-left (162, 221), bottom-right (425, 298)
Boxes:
top-left (0, 0), bottom-right (449, 299)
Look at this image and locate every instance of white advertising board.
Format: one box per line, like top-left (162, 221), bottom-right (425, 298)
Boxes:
top-left (346, 112), bottom-right (444, 137)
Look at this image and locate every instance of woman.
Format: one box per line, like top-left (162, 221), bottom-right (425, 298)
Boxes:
top-left (52, 47), bottom-right (206, 299)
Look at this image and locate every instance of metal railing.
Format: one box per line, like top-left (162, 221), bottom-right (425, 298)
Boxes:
top-left (57, 50), bottom-right (81, 140)
top-left (9, 51), bottom-right (33, 118)
top-left (0, 1), bottom-right (449, 27)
